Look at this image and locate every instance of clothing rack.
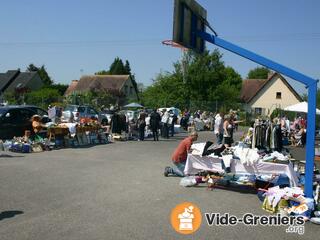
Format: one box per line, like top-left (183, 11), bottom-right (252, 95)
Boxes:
top-left (252, 119), bottom-right (282, 152)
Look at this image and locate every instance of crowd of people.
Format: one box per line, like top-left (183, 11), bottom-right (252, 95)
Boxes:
top-left (109, 108), bottom-right (179, 141)
top-left (108, 107), bottom-right (241, 144)
top-left (287, 116), bottom-right (307, 146)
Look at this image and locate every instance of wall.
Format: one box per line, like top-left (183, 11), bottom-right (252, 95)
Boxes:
top-left (248, 75), bottom-right (301, 116)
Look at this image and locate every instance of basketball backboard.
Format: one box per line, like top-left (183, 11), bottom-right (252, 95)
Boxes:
top-left (173, 0), bottom-right (207, 53)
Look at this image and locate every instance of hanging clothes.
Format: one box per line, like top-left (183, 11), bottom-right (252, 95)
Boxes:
top-left (252, 120), bottom-right (282, 151)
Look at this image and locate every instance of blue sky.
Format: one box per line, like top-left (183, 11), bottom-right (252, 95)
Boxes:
top-left (0, 0), bottom-right (319, 94)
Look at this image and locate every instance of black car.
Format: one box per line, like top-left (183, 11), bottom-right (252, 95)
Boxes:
top-left (0, 105), bottom-right (48, 140)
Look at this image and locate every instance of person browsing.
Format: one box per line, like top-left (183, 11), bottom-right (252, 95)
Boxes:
top-left (164, 131), bottom-right (198, 177)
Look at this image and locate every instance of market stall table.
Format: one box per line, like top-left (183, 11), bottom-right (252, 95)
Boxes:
top-left (47, 127), bottom-right (70, 141)
top-left (184, 154), bottom-right (299, 187)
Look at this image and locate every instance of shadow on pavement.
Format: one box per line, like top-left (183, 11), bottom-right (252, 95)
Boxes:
top-left (0, 154), bottom-right (24, 158)
top-left (0, 211), bottom-right (24, 221)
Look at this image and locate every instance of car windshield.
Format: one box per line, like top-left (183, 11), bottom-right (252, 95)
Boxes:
top-left (65, 106), bottom-right (77, 111)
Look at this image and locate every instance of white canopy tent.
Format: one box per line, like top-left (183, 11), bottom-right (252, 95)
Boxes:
top-left (284, 101), bottom-right (320, 115)
top-left (123, 102), bottom-right (144, 108)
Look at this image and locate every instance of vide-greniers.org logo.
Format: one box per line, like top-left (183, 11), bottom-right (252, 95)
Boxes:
top-left (170, 202), bottom-right (305, 236)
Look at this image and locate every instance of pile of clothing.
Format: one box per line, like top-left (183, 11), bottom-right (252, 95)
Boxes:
top-left (261, 186), bottom-right (319, 222)
top-left (230, 143), bottom-right (291, 166)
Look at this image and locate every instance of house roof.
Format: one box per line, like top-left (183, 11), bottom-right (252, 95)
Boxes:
top-left (64, 80), bottom-right (79, 96)
top-left (0, 70), bottom-right (20, 92)
top-left (73, 75), bottom-right (130, 93)
top-left (5, 72), bottom-right (38, 91)
top-left (240, 72), bottom-right (302, 103)
top-left (240, 79), bottom-right (266, 103)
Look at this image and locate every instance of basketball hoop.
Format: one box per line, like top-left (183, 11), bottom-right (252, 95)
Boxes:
top-left (162, 40), bottom-right (188, 52)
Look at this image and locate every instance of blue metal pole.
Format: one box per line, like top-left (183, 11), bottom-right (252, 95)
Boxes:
top-left (305, 82), bottom-right (317, 197)
top-left (197, 30), bottom-right (317, 197)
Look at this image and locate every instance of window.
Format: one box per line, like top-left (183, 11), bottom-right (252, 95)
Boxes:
top-left (37, 108), bottom-right (47, 116)
top-left (30, 107), bottom-right (47, 116)
top-left (130, 87), bottom-right (133, 94)
top-left (124, 85), bottom-right (128, 94)
top-left (276, 92), bottom-right (282, 99)
top-left (18, 109), bottom-right (34, 122)
top-left (255, 108), bottom-right (262, 115)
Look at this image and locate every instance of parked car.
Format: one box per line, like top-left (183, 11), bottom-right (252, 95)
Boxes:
top-left (18, 105), bottom-right (50, 123)
top-left (0, 105), bottom-right (48, 140)
top-left (61, 105), bottom-right (107, 123)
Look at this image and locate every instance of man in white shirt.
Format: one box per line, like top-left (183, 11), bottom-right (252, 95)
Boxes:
top-left (161, 109), bottom-right (170, 138)
top-left (214, 113), bottom-right (224, 144)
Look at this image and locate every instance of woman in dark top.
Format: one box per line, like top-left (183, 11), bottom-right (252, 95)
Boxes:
top-left (150, 109), bottom-right (161, 141)
top-left (137, 112), bottom-right (146, 141)
top-left (223, 115), bottom-right (234, 147)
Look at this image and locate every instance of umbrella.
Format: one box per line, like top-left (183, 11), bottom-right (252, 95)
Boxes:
top-left (123, 102), bottom-right (144, 108)
top-left (284, 101), bottom-right (320, 115)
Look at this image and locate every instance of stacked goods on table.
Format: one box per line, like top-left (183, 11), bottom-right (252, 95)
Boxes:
top-left (0, 119), bottom-right (110, 153)
top-left (75, 121), bottom-right (109, 145)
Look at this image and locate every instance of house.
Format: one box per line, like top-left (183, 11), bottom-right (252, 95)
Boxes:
top-left (64, 75), bottom-right (139, 104)
top-left (64, 80), bottom-right (79, 96)
top-left (240, 72), bottom-right (302, 116)
top-left (0, 70), bottom-right (43, 98)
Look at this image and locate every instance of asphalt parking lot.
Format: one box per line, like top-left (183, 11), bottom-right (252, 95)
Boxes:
top-left (0, 130), bottom-right (319, 240)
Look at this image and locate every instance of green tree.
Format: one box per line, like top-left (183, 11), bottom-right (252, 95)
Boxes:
top-left (27, 64), bottom-right (53, 86)
top-left (124, 60), bottom-right (131, 74)
top-left (24, 88), bottom-right (60, 108)
top-left (3, 92), bottom-right (18, 104)
top-left (141, 71), bottom-right (186, 109)
top-left (95, 70), bottom-right (109, 75)
top-left (109, 57), bottom-right (126, 74)
top-left (247, 67), bottom-right (270, 79)
top-left (49, 83), bottom-right (69, 96)
top-left (141, 49), bottom-right (242, 111)
top-left (123, 60), bottom-right (139, 99)
top-left (96, 58), bottom-right (132, 75)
